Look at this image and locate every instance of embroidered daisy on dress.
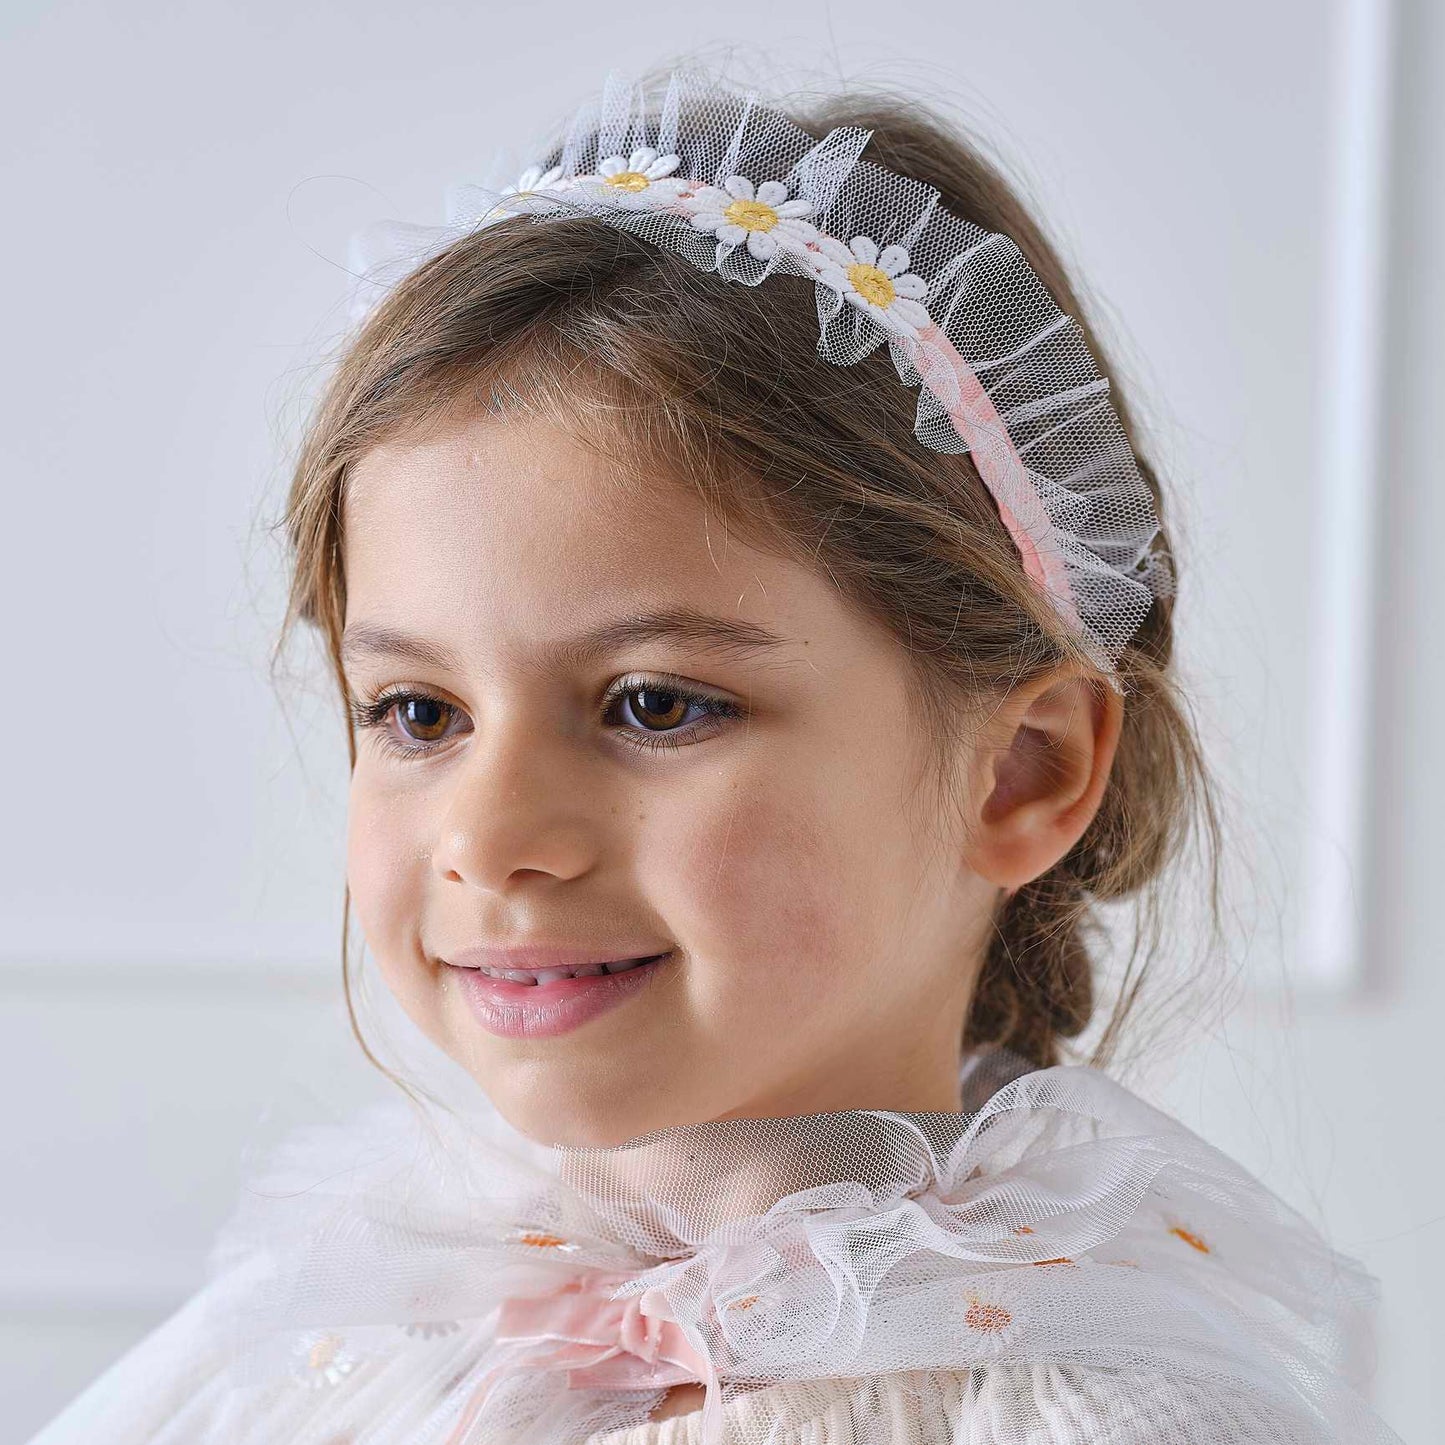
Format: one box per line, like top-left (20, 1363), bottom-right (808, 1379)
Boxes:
top-left (400, 1320), bottom-right (463, 1339)
top-left (1169, 1224), bottom-right (1212, 1254)
top-left (510, 1228), bottom-right (583, 1252)
top-left (293, 1330), bottom-right (360, 1389)
top-left (963, 1297), bottom-right (1012, 1333)
top-left (686, 175), bottom-right (818, 262)
top-left (810, 234), bottom-right (932, 338)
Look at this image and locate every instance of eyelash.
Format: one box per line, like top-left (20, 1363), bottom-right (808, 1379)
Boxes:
top-left (347, 676), bottom-right (745, 761)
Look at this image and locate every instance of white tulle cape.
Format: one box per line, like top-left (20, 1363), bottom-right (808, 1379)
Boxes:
top-left (25, 1042), bottom-right (1401, 1445)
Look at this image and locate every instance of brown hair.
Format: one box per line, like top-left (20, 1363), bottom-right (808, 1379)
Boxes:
top-left (272, 70), bottom-right (1223, 1082)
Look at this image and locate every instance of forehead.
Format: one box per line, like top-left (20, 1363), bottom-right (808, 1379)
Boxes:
top-left (341, 407), bottom-right (816, 659)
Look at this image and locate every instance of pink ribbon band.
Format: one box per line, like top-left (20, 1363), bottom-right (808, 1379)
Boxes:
top-left (909, 322), bottom-right (1082, 633)
top-left (494, 1274), bottom-right (712, 1392)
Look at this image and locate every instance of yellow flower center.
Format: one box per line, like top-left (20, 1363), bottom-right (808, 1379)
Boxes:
top-left (848, 262), bottom-right (896, 309)
top-left (724, 197), bottom-right (779, 233)
top-left (518, 1230), bottom-right (569, 1248)
top-left (605, 170), bottom-right (652, 192)
top-left (1170, 1226), bottom-right (1211, 1254)
top-left (964, 1299), bottom-right (1012, 1333)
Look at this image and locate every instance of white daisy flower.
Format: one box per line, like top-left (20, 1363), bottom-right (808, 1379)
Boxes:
top-left (505, 162), bottom-right (567, 197)
top-left (483, 162), bottom-right (576, 222)
top-left (293, 1330), bottom-right (360, 1389)
top-left (810, 234), bottom-right (932, 337)
top-left (579, 146), bottom-right (691, 207)
top-left (686, 175), bottom-right (818, 262)
top-left (401, 1319), bottom-right (463, 1339)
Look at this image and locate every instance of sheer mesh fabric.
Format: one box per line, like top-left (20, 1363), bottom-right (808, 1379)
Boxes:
top-left (24, 1041), bottom-right (1402, 1444)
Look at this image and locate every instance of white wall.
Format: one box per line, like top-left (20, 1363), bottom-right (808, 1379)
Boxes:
top-left (2, 1), bottom-right (1437, 1438)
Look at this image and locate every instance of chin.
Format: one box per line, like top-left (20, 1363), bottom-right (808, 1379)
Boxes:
top-left (498, 1099), bottom-right (649, 1150)
top-left (523, 1118), bottom-right (642, 1150)
top-left (488, 1065), bottom-right (697, 1150)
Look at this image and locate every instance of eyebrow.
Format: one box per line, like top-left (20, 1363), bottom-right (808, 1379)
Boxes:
top-left (340, 607), bottom-right (790, 673)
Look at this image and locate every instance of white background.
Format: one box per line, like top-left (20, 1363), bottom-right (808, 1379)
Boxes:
top-left (2, 1), bottom-right (1440, 1439)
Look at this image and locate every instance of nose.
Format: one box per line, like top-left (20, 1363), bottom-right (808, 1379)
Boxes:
top-left (430, 710), bottom-right (599, 892)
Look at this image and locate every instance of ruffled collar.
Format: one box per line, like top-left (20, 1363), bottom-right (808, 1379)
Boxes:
top-left (193, 1043), bottom-right (1387, 1444)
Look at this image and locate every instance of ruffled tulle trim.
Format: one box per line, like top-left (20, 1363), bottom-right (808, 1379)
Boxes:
top-left (27, 1043), bottom-right (1402, 1445)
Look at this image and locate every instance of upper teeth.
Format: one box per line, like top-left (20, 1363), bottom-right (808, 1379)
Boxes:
top-left (476, 956), bottom-right (660, 985)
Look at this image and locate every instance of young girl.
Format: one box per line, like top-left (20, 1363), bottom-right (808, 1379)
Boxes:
top-left (27, 66), bottom-right (1404, 1445)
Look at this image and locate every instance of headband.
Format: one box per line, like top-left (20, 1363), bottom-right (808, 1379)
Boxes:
top-left (348, 69), bottom-right (1172, 683)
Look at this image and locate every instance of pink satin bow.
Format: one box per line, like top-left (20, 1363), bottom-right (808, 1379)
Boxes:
top-left (493, 1270), bottom-right (712, 1391)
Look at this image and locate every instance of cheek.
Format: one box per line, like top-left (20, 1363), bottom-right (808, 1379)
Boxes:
top-left (345, 779), bottom-right (427, 990)
top-left (661, 770), bottom-right (871, 998)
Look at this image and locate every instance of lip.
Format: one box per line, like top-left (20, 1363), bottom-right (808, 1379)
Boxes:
top-left (448, 951), bottom-right (673, 1040)
top-left (447, 942), bottom-right (673, 973)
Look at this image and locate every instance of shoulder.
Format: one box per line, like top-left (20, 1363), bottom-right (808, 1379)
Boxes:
top-left (953, 1363), bottom-right (1324, 1443)
top-left (23, 1279), bottom-right (236, 1444)
top-left (588, 1365), bottom-right (1322, 1445)
top-left (854, 1366), bottom-right (1323, 1444)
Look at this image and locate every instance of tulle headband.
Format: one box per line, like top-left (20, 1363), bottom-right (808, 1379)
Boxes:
top-left (347, 68), bottom-right (1173, 682)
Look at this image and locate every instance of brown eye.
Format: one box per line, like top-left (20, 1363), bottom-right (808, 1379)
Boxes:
top-left (626, 687), bottom-right (692, 731)
top-left (396, 696), bottom-right (453, 743)
top-left (601, 677), bottom-right (743, 753)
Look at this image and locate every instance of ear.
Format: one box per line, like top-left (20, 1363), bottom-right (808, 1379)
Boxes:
top-left (962, 667), bottom-right (1124, 893)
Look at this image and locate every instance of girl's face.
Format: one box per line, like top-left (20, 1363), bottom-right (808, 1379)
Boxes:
top-left (342, 405), bottom-right (1002, 1146)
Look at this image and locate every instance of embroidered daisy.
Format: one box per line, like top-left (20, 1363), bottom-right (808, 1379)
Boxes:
top-left (401, 1319), bottom-right (463, 1339)
top-left (510, 1228), bottom-right (582, 1252)
top-left (579, 146), bottom-right (691, 207)
top-left (686, 175), bottom-right (818, 262)
top-left (483, 162), bottom-right (577, 222)
top-left (811, 234), bottom-right (932, 338)
top-left (292, 1330), bottom-right (360, 1388)
top-left (505, 162), bottom-right (568, 197)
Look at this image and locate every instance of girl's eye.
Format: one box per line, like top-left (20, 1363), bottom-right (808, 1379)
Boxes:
top-left (347, 677), bottom-right (743, 760)
top-left (603, 679), bottom-right (744, 752)
top-left (348, 691), bottom-right (464, 761)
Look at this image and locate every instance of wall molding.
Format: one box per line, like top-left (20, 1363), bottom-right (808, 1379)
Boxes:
top-left (1298, 0), bottom-right (1397, 989)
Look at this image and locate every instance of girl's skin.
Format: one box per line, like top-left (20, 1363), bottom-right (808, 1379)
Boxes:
top-left (341, 403), bottom-right (1122, 1154)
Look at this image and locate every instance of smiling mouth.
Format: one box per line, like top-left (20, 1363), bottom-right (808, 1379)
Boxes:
top-left (468, 952), bottom-right (672, 986)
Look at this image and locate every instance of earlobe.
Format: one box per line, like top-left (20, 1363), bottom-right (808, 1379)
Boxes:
top-left (965, 669), bottom-right (1122, 891)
